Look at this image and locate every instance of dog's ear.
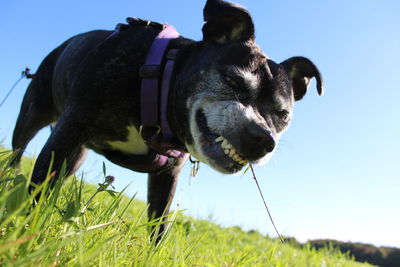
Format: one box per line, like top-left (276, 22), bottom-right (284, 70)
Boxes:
top-left (202, 0), bottom-right (255, 44)
top-left (281, 56), bottom-right (324, 101)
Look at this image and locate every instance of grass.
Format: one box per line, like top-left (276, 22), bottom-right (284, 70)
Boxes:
top-left (0, 148), bottom-right (374, 266)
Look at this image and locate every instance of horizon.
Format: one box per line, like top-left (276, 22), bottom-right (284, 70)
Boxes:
top-left (1, 0), bottom-right (399, 248)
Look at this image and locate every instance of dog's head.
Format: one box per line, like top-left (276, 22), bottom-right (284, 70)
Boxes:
top-left (174, 0), bottom-right (323, 174)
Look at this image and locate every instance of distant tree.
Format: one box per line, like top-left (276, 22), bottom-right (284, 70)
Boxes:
top-left (307, 239), bottom-right (399, 267)
top-left (385, 249), bottom-right (400, 267)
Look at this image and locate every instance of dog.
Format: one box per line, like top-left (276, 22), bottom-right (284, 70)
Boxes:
top-left (12, 0), bottom-right (323, 237)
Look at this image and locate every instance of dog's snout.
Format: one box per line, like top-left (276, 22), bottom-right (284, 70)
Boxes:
top-left (246, 123), bottom-right (275, 150)
top-left (241, 122), bottom-right (275, 159)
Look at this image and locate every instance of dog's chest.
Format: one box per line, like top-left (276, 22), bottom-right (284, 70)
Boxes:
top-left (104, 125), bottom-right (149, 155)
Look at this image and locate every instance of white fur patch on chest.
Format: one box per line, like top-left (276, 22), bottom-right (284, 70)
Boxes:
top-left (106, 125), bottom-right (148, 155)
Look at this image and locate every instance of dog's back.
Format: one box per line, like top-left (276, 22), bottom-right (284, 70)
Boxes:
top-left (52, 30), bottom-right (112, 110)
top-left (11, 24), bottom-right (165, 163)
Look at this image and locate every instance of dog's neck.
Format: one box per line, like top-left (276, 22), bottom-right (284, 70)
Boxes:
top-left (138, 23), bottom-right (187, 158)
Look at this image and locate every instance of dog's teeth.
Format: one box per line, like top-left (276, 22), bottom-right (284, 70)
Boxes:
top-left (217, 138), bottom-right (247, 165)
top-left (222, 139), bottom-right (228, 148)
top-left (215, 136), bottom-right (224, 142)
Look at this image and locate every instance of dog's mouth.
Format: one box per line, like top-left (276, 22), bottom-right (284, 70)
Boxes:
top-left (195, 109), bottom-right (248, 173)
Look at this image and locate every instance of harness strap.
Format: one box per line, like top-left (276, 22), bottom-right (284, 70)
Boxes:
top-left (160, 49), bottom-right (178, 141)
top-left (139, 23), bottom-right (187, 171)
top-left (109, 18), bottom-right (187, 173)
top-left (140, 25), bottom-right (179, 128)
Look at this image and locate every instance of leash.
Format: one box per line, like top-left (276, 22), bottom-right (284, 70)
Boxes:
top-left (0, 67), bottom-right (35, 109)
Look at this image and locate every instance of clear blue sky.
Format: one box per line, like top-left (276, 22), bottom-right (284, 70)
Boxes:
top-left (1, 0), bottom-right (399, 248)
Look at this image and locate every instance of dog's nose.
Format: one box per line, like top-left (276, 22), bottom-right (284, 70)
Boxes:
top-left (245, 122), bottom-right (275, 152)
top-left (241, 122), bottom-right (275, 160)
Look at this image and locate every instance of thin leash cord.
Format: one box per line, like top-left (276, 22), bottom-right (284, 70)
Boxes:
top-left (0, 68), bottom-right (35, 109)
top-left (250, 164), bottom-right (285, 244)
top-left (0, 76), bottom-right (24, 109)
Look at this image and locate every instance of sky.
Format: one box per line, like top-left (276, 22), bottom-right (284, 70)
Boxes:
top-left (1, 0), bottom-right (399, 248)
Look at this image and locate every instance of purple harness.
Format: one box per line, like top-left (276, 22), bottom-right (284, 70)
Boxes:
top-left (136, 21), bottom-right (187, 171)
top-left (108, 18), bottom-right (188, 172)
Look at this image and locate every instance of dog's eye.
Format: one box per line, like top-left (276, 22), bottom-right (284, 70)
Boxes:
top-left (277, 110), bottom-right (290, 122)
top-left (223, 75), bottom-right (238, 88)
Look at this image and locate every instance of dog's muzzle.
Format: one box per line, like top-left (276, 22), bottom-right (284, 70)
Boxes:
top-left (193, 108), bottom-right (276, 173)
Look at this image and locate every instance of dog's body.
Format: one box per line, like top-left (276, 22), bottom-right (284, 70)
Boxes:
top-left (12, 0), bottom-right (323, 236)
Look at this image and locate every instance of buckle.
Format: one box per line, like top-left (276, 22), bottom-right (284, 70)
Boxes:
top-left (139, 125), bottom-right (161, 142)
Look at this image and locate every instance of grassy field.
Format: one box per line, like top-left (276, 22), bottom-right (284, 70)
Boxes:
top-left (0, 148), bottom-right (374, 266)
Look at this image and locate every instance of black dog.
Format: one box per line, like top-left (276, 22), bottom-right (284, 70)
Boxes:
top-left (12, 0), bottom-right (323, 235)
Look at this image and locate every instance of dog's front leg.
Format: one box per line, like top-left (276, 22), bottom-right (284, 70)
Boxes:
top-left (30, 111), bottom-right (90, 189)
top-left (147, 154), bottom-right (188, 242)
